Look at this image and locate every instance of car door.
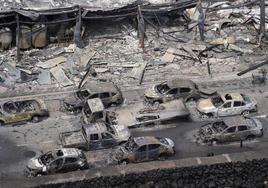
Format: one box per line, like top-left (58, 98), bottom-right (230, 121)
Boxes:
top-left (135, 145), bottom-right (147, 162)
top-left (179, 87), bottom-right (192, 99)
top-left (164, 88), bottom-right (178, 102)
top-left (236, 125), bottom-right (251, 140)
top-left (14, 101), bottom-right (32, 121)
top-left (147, 144), bottom-right (161, 160)
top-left (219, 126), bottom-right (237, 142)
top-left (63, 157), bottom-right (78, 172)
top-left (101, 132), bottom-right (116, 148)
top-left (99, 92), bottom-right (110, 106)
top-left (233, 101), bottom-right (243, 115)
top-left (88, 133), bottom-right (101, 150)
top-left (217, 102), bottom-right (233, 117)
top-left (48, 158), bottom-right (64, 174)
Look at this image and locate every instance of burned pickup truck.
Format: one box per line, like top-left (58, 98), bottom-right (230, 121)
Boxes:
top-left (81, 98), bottom-right (190, 128)
top-left (0, 99), bottom-right (49, 126)
top-left (59, 122), bottom-right (130, 151)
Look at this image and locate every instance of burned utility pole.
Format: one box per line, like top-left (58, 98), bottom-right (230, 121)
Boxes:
top-left (16, 13), bottom-right (21, 62)
top-left (260, 0), bottom-right (265, 35)
top-left (137, 5), bottom-right (145, 49)
top-left (197, 0), bottom-right (205, 41)
top-left (74, 7), bottom-right (84, 48)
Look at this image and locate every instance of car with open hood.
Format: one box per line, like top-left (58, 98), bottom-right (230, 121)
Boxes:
top-left (63, 81), bottom-right (123, 114)
top-left (0, 99), bottom-right (49, 126)
top-left (195, 116), bottom-right (263, 143)
top-left (144, 79), bottom-right (206, 103)
top-left (108, 136), bottom-right (175, 164)
top-left (25, 148), bottom-right (88, 176)
top-left (196, 92), bottom-right (257, 118)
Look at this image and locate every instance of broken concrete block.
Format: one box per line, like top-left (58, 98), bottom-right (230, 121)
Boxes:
top-left (37, 56), bottom-right (66, 69)
top-left (209, 36), bottom-right (236, 45)
top-left (38, 69), bottom-right (51, 85)
top-left (161, 48), bottom-right (175, 63)
top-left (50, 66), bottom-right (73, 87)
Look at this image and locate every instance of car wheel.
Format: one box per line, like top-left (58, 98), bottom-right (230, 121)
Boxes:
top-left (119, 159), bottom-right (129, 165)
top-left (158, 153), bottom-right (168, 160)
top-left (246, 135), bottom-right (255, 140)
top-left (186, 97), bottom-right (196, 102)
top-left (209, 138), bottom-right (218, 145)
top-left (241, 110), bottom-right (250, 117)
top-left (0, 121), bottom-right (4, 126)
top-left (31, 116), bottom-right (40, 123)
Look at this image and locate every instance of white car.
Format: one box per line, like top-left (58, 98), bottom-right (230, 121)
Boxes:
top-left (25, 148), bottom-right (88, 176)
top-left (197, 93), bottom-right (257, 118)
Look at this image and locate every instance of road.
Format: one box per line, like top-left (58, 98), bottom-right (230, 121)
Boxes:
top-left (0, 77), bottom-right (268, 178)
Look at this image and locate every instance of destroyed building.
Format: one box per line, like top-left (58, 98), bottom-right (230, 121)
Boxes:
top-left (0, 0), bottom-right (268, 187)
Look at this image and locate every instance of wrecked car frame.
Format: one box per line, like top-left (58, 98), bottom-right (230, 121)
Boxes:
top-left (0, 98), bottom-right (49, 126)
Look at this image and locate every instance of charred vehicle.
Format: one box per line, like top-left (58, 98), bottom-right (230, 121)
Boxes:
top-left (0, 99), bottom-right (49, 126)
top-left (144, 79), bottom-right (213, 103)
top-left (196, 93), bottom-right (257, 118)
top-left (25, 148), bottom-right (88, 176)
top-left (81, 98), bottom-right (190, 128)
top-left (109, 136), bottom-right (175, 164)
top-left (195, 117), bottom-right (263, 143)
top-left (60, 100), bottom-right (130, 151)
top-left (62, 81), bottom-right (123, 114)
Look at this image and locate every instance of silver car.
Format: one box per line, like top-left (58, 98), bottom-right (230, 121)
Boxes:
top-left (197, 93), bottom-right (257, 118)
top-left (109, 136), bottom-right (175, 164)
top-left (195, 117), bottom-right (263, 143)
top-left (25, 148), bottom-right (88, 176)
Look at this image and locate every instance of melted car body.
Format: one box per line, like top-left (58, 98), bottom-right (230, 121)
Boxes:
top-left (109, 136), bottom-right (175, 164)
top-left (63, 81), bottom-right (123, 113)
top-left (196, 117), bottom-right (263, 143)
top-left (26, 148), bottom-right (88, 176)
top-left (0, 99), bottom-right (49, 126)
top-left (144, 79), bottom-right (203, 103)
top-left (197, 93), bottom-right (257, 117)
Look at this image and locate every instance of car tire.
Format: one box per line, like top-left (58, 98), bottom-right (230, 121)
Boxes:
top-left (209, 138), bottom-right (218, 145)
top-left (246, 135), bottom-right (255, 140)
top-left (0, 121), bottom-right (4, 126)
top-left (158, 153), bottom-right (168, 160)
top-left (241, 110), bottom-right (250, 117)
top-left (119, 159), bottom-right (129, 165)
top-left (31, 116), bottom-right (40, 123)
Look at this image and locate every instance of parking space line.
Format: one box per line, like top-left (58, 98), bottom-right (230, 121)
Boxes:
top-left (222, 154), bottom-right (232, 162)
top-left (16, 140), bottom-right (54, 147)
top-left (196, 157), bottom-right (202, 165)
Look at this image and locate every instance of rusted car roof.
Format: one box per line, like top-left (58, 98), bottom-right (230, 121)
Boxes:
top-left (133, 136), bottom-right (160, 146)
top-left (86, 98), bottom-right (104, 113)
top-left (221, 117), bottom-right (254, 127)
top-left (82, 81), bottom-right (118, 94)
top-left (221, 93), bottom-right (243, 101)
top-left (166, 79), bottom-right (196, 89)
top-left (83, 122), bottom-right (107, 135)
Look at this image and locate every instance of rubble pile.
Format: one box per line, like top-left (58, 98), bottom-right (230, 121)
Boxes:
top-left (0, 0), bottom-right (267, 92)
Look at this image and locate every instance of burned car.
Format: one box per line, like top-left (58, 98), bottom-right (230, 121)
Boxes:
top-left (195, 117), bottom-right (263, 143)
top-left (60, 121), bottom-right (131, 151)
top-left (144, 79), bottom-right (208, 103)
top-left (63, 81), bottom-right (123, 113)
top-left (197, 93), bottom-right (257, 118)
top-left (109, 136), bottom-right (175, 164)
top-left (0, 99), bottom-right (49, 126)
top-left (26, 148), bottom-right (88, 176)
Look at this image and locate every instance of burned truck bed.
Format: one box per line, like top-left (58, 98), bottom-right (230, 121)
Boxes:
top-left (107, 99), bottom-right (190, 128)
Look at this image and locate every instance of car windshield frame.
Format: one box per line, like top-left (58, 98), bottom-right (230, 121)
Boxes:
top-left (124, 139), bottom-right (139, 151)
top-left (212, 121), bottom-right (228, 133)
top-left (156, 82), bottom-right (171, 94)
top-left (211, 95), bottom-right (224, 107)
